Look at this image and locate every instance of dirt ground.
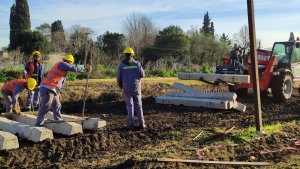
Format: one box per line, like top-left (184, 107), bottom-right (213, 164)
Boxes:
top-left (0, 79), bottom-right (300, 169)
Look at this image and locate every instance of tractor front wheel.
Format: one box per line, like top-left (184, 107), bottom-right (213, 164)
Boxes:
top-left (228, 85), bottom-right (248, 97)
top-left (271, 73), bottom-right (293, 102)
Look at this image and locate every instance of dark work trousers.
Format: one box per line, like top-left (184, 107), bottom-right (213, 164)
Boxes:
top-left (26, 89), bottom-right (40, 107)
top-left (123, 93), bottom-right (145, 126)
top-left (35, 87), bottom-right (63, 126)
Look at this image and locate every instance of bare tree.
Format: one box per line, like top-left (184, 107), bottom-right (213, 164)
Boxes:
top-left (232, 24), bottom-right (249, 48)
top-left (51, 32), bottom-right (66, 52)
top-left (121, 12), bottom-right (158, 62)
top-left (65, 25), bottom-right (96, 64)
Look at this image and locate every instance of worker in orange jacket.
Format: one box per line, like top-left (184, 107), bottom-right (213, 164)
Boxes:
top-left (35, 54), bottom-right (92, 126)
top-left (0, 78), bottom-right (37, 114)
top-left (24, 51), bottom-right (44, 110)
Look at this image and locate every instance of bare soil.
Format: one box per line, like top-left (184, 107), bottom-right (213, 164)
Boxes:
top-left (0, 80), bottom-right (300, 169)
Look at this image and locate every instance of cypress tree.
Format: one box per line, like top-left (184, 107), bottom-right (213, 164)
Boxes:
top-left (51, 20), bottom-right (64, 33)
top-left (200, 11), bottom-right (211, 35)
top-left (9, 0), bottom-right (31, 50)
top-left (9, 4), bottom-right (17, 50)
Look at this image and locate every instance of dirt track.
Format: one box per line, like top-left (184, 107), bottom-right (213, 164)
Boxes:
top-left (0, 81), bottom-right (300, 168)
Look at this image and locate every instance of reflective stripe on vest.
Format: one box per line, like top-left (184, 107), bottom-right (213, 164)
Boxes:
top-left (26, 60), bottom-right (43, 79)
top-left (123, 66), bottom-right (138, 69)
top-left (41, 62), bottom-right (67, 89)
top-left (1, 79), bottom-right (26, 93)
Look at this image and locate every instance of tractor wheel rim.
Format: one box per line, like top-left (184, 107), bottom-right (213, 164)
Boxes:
top-left (284, 80), bottom-right (292, 95)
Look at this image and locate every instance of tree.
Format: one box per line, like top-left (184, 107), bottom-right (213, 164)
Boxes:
top-left (51, 20), bottom-right (66, 52)
top-left (100, 31), bottom-right (125, 55)
top-left (232, 24), bottom-right (249, 48)
top-left (20, 31), bottom-right (50, 61)
top-left (220, 33), bottom-right (231, 45)
top-left (9, 0), bottom-right (31, 50)
top-left (143, 25), bottom-right (190, 67)
top-left (35, 23), bottom-right (51, 41)
top-left (200, 11), bottom-right (214, 36)
top-left (121, 12), bottom-right (158, 61)
top-left (51, 20), bottom-right (64, 33)
top-left (65, 25), bottom-right (96, 65)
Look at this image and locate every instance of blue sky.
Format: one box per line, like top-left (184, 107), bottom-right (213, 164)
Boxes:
top-left (1, 0), bottom-right (300, 50)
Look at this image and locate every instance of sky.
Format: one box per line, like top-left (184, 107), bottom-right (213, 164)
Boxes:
top-left (1, 0), bottom-right (300, 50)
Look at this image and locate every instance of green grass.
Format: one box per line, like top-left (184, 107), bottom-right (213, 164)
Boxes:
top-left (170, 130), bottom-right (183, 138)
top-left (234, 122), bottom-right (283, 141)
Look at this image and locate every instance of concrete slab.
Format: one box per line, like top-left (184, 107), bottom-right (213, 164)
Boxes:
top-left (233, 102), bottom-right (247, 112)
top-left (45, 112), bottom-right (106, 130)
top-left (172, 82), bottom-right (202, 93)
top-left (178, 72), bottom-right (250, 83)
top-left (156, 96), bottom-right (229, 109)
top-left (166, 91), bottom-right (237, 101)
top-left (0, 117), bottom-right (53, 142)
top-left (12, 114), bottom-right (83, 136)
top-left (0, 131), bottom-right (19, 150)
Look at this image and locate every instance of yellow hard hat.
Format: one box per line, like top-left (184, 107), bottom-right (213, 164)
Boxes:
top-left (62, 54), bottom-right (74, 64)
top-left (27, 78), bottom-right (37, 90)
top-left (32, 51), bottom-right (42, 58)
top-left (123, 47), bottom-right (135, 56)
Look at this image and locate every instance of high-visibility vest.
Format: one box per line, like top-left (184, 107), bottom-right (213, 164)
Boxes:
top-left (42, 62), bottom-right (67, 89)
top-left (26, 60), bottom-right (44, 79)
top-left (1, 79), bottom-right (26, 93)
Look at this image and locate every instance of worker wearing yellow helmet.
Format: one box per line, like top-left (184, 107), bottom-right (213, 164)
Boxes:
top-left (117, 47), bottom-right (146, 130)
top-left (35, 54), bottom-right (92, 126)
top-left (0, 78), bottom-right (37, 114)
top-left (23, 51), bottom-right (44, 110)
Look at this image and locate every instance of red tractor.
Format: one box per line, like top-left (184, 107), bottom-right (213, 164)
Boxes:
top-left (215, 38), bottom-right (300, 102)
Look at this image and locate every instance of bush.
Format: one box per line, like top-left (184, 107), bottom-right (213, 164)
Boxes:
top-left (201, 62), bottom-right (211, 74)
top-left (0, 69), bottom-right (23, 82)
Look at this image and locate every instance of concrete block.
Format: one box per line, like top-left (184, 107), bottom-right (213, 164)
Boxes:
top-left (166, 91), bottom-right (237, 101)
top-left (46, 112), bottom-right (106, 130)
top-left (172, 82), bottom-right (201, 93)
top-left (0, 117), bottom-right (53, 142)
top-left (0, 131), bottom-right (19, 150)
top-left (156, 96), bottom-right (229, 109)
top-left (178, 72), bottom-right (250, 83)
top-left (233, 102), bottom-right (247, 112)
top-left (13, 114), bottom-right (82, 136)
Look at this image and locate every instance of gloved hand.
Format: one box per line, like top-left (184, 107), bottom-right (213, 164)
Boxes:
top-left (58, 93), bottom-right (62, 100)
top-left (12, 105), bottom-right (21, 115)
top-left (85, 65), bottom-right (92, 73)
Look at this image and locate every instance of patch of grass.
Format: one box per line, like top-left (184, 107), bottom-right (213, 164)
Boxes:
top-left (171, 130), bottom-right (183, 138)
top-left (234, 122), bottom-right (283, 141)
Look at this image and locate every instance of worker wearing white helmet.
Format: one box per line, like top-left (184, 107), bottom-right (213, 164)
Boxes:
top-left (116, 47), bottom-right (146, 130)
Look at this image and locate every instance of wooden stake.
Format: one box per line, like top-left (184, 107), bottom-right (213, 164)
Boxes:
top-left (1, 112), bottom-right (38, 116)
top-left (192, 131), bottom-right (203, 141)
top-left (157, 158), bottom-right (272, 166)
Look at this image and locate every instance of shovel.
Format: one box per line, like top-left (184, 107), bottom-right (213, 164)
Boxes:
top-left (81, 71), bottom-right (90, 125)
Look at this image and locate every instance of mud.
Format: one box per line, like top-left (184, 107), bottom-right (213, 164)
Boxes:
top-left (0, 82), bottom-right (300, 168)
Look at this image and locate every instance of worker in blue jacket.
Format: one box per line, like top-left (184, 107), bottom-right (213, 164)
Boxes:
top-left (116, 47), bottom-right (146, 130)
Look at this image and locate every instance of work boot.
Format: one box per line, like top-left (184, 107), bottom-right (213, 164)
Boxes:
top-left (139, 123), bottom-right (147, 129)
top-left (123, 125), bottom-right (134, 130)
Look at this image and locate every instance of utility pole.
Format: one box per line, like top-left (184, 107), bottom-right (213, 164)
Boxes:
top-left (247, 0), bottom-right (263, 132)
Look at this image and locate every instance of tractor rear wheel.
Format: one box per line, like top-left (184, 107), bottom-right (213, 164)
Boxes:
top-left (271, 73), bottom-right (293, 102)
top-left (228, 85), bottom-right (248, 97)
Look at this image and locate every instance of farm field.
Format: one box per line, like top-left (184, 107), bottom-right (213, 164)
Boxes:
top-left (0, 78), bottom-right (300, 168)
